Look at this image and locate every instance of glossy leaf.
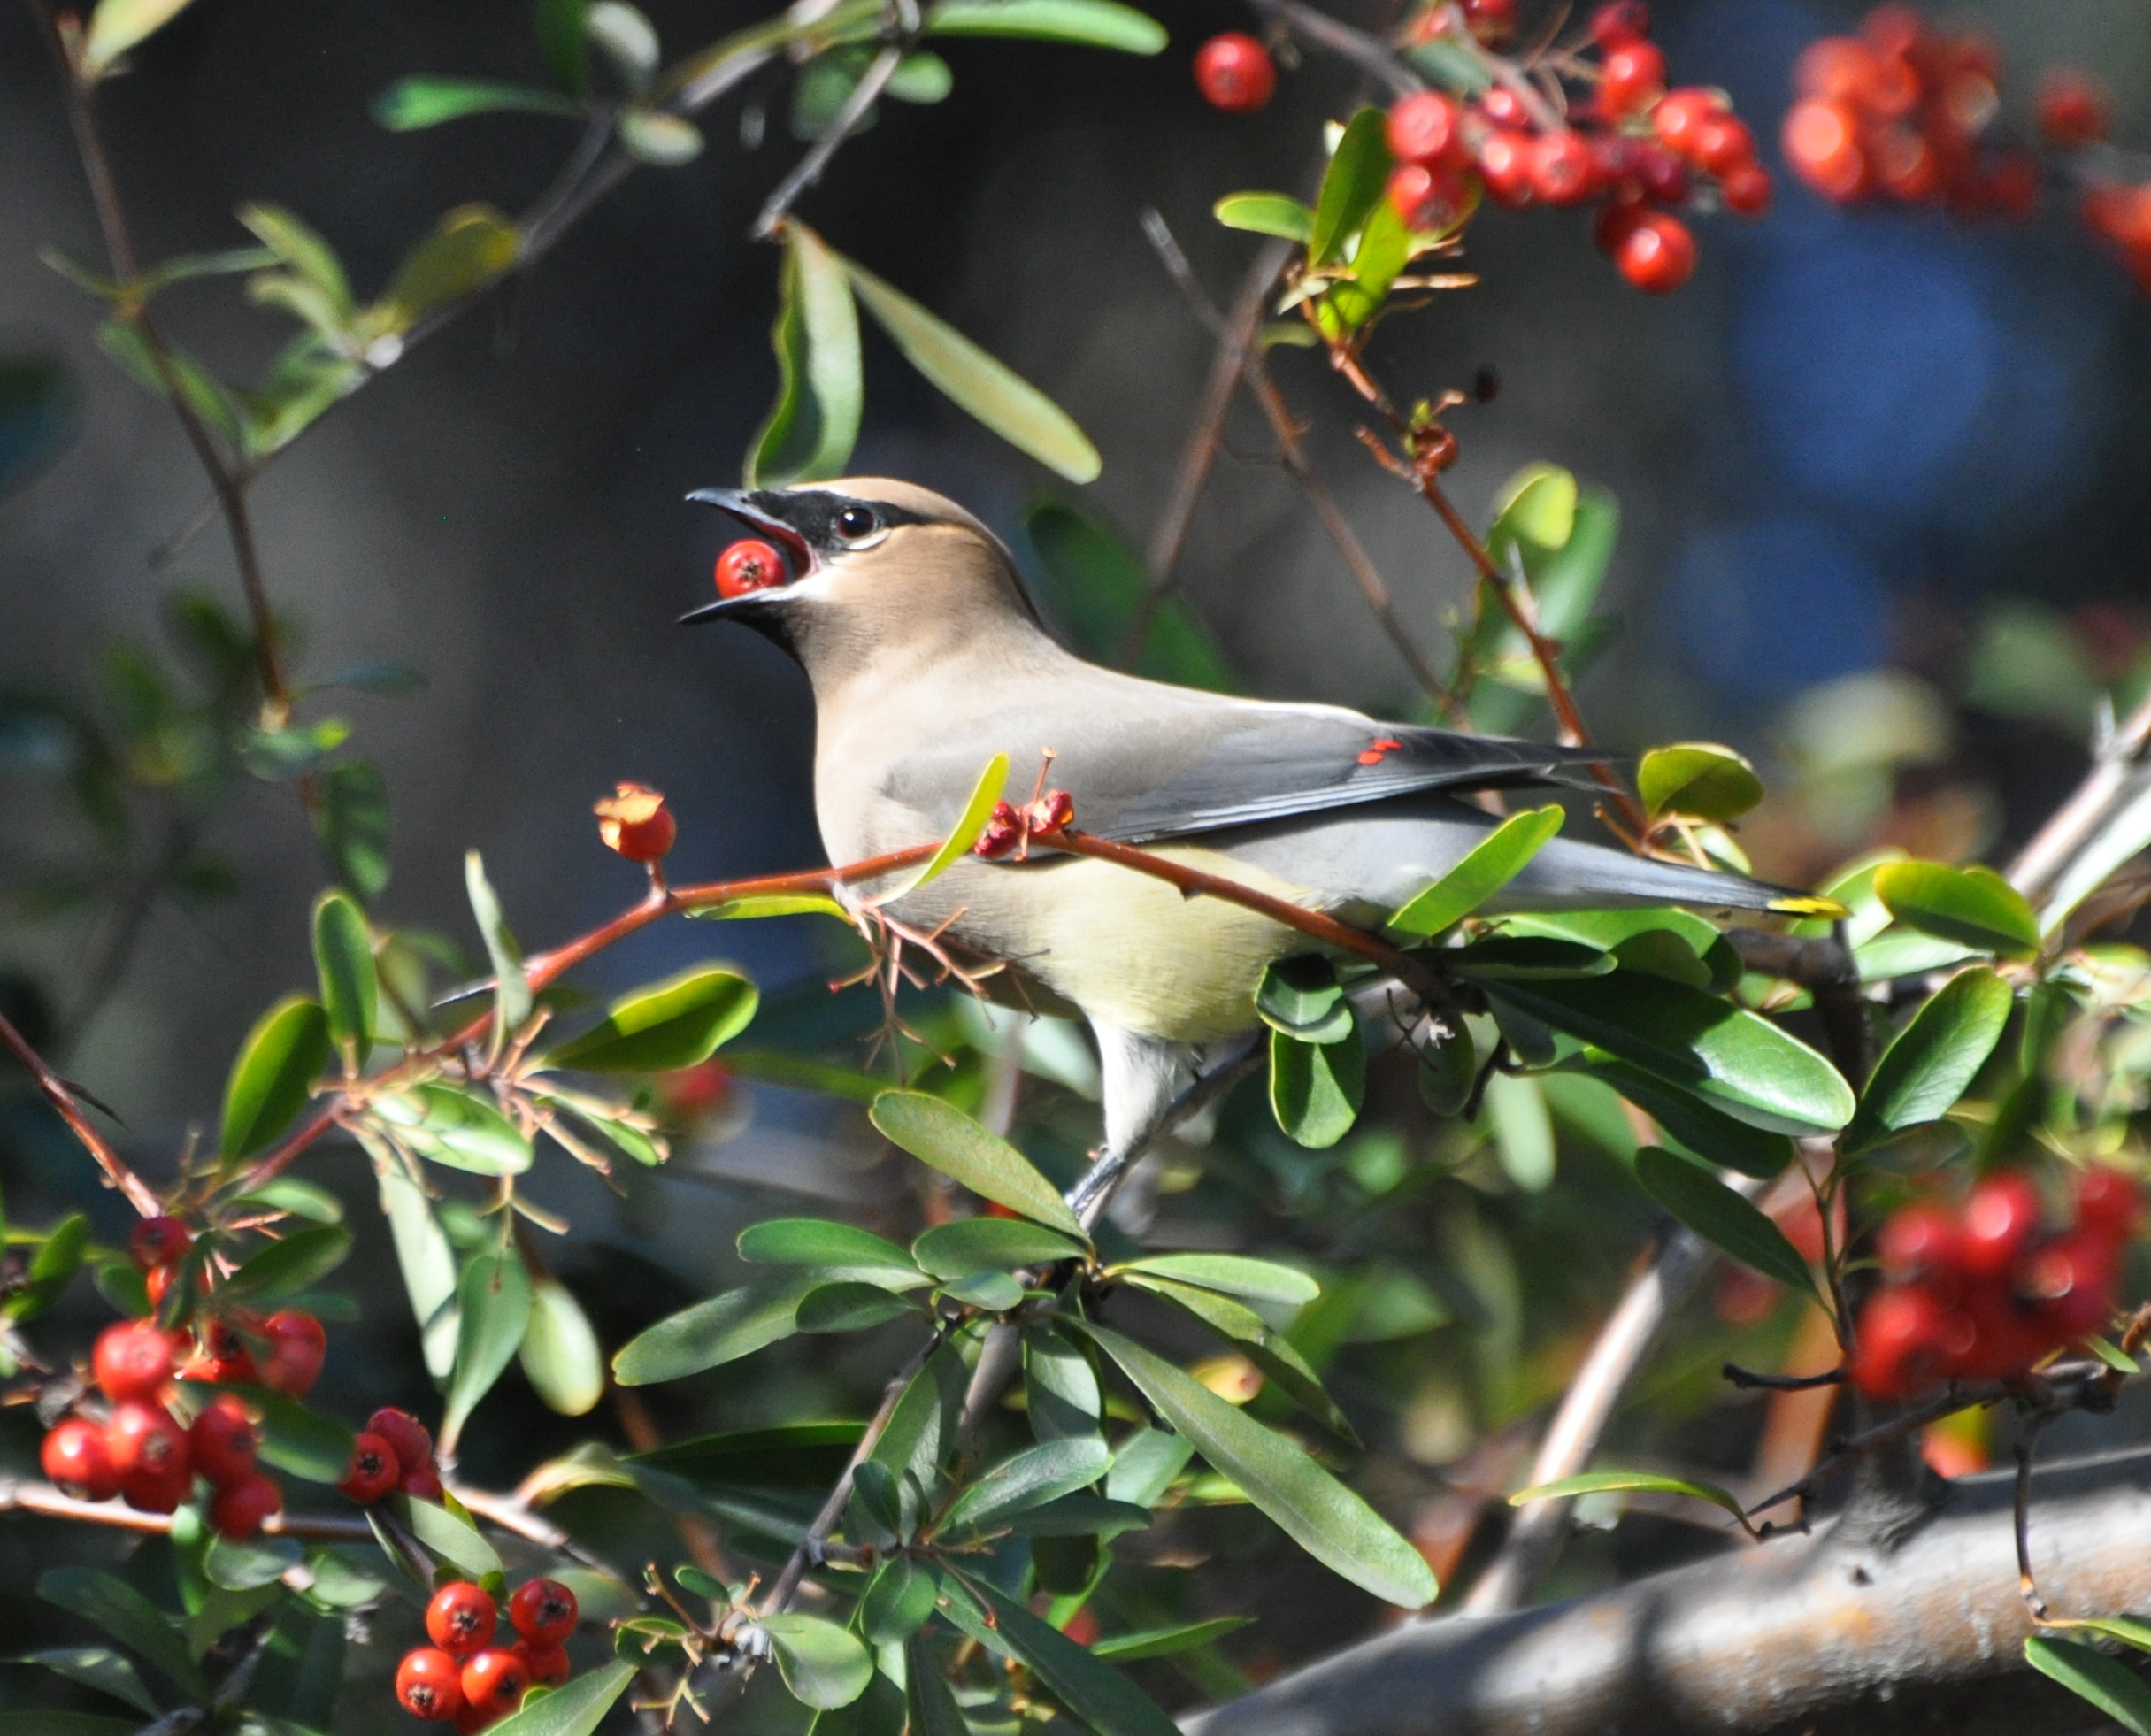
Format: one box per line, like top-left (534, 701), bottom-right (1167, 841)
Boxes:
top-left (1486, 462), bottom-right (1578, 558)
top-left (1508, 1469), bottom-right (1753, 1532)
top-left (840, 252), bottom-right (1101, 483)
top-left (1125, 1275), bottom-right (1356, 1442)
top-left (795, 1281), bottom-right (918, 1332)
top-left (311, 760), bottom-right (391, 903)
top-left (627, 1420), bottom-right (864, 1486)
top-left (520, 1276), bottom-right (604, 1415)
top-left (250, 1391), bottom-right (354, 1483)
top-left (749, 222), bottom-right (863, 488)
top-left (2047, 1616), bottom-right (2151, 1655)
top-left (1446, 935), bottom-right (1612, 981)
top-left (940, 1437), bottom-right (1111, 1534)
top-left (370, 1144), bottom-right (459, 1379)
top-left (37, 1568), bottom-right (202, 1700)
top-left (940, 1269), bottom-right (1024, 1310)
top-left (10, 1214), bottom-right (87, 1321)
top-left (1577, 1058), bottom-right (1793, 1179)
top-left (1486, 1071), bottom-right (1556, 1192)
top-left (891, 751), bottom-right (1009, 896)
top-left (860, 1557), bottom-right (936, 1643)
top-left (1026, 1325), bottom-right (1102, 1441)
top-left (442, 1248), bottom-right (534, 1449)
top-left (1214, 193), bottom-right (1314, 242)
top-left (1845, 966), bottom-right (2013, 1155)
top-left (381, 205), bottom-right (519, 329)
top-left (760, 1614), bottom-right (873, 1709)
top-left (225, 1224), bottom-right (351, 1299)
top-left (1118, 1253), bottom-right (1317, 1306)
top-left (1484, 972), bottom-right (1854, 1134)
top-left (869, 1342), bottom-right (968, 1498)
top-left (1634, 1148), bottom-right (1816, 1297)
top-left (1309, 107), bottom-right (1392, 267)
top-left (612, 1271), bottom-right (822, 1384)
top-left (219, 995), bottom-right (331, 1161)
top-left (2024, 1635), bottom-right (2151, 1735)
top-left (870, 1091), bottom-right (1083, 1233)
top-left (10, 1647), bottom-right (157, 1716)
top-left (392, 1494), bottom-right (503, 1579)
top-left (907, 1636), bottom-right (970, 1736)
top-left (1637, 743), bottom-right (1764, 823)
top-left (740, 1218), bottom-right (919, 1280)
top-left (1387, 806), bottom-right (1564, 937)
top-left (1091, 1617), bottom-right (1256, 1660)
top-left (1256, 956), bottom-right (1353, 1043)
top-left (926, 0), bottom-right (1165, 51)
top-left (546, 965), bottom-right (758, 1072)
top-left (1079, 1324), bottom-right (1435, 1609)
top-left (948, 1571), bottom-right (1182, 1736)
top-left (375, 1084), bottom-right (534, 1176)
top-left (484, 1661), bottom-right (636, 1736)
top-left (1270, 1025), bottom-right (1364, 1148)
top-left (913, 1216), bottom-right (1086, 1279)
top-left (690, 892), bottom-right (850, 922)
top-left (464, 850), bottom-right (532, 1033)
top-left (1107, 1427), bottom-right (1194, 1505)
top-left (1873, 860), bottom-right (2040, 960)
top-left (373, 78), bottom-right (579, 129)
top-left (311, 889), bottom-right (375, 1062)
top-left (81, 0), bottom-right (196, 78)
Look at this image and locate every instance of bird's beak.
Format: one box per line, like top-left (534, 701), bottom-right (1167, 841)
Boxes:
top-left (680, 487), bottom-right (818, 624)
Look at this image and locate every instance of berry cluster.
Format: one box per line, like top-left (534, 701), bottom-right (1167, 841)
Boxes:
top-left (972, 787), bottom-right (1075, 860)
top-left (37, 1217), bottom-right (318, 1537)
top-left (1850, 1168), bottom-right (2141, 1400)
top-left (337, 1405), bottom-right (444, 1503)
top-left (396, 1576), bottom-right (579, 1729)
top-left (1782, 6), bottom-right (2040, 217)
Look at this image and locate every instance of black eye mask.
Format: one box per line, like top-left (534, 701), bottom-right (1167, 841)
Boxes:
top-left (734, 489), bottom-right (932, 557)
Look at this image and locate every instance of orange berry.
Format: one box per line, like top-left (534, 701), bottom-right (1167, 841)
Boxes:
top-left (594, 783), bottom-right (677, 864)
top-left (427, 1581), bottom-right (499, 1657)
top-left (398, 1647), bottom-right (467, 1721)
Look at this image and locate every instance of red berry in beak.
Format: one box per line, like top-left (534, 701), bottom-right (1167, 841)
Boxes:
top-left (715, 538), bottom-right (787, 600)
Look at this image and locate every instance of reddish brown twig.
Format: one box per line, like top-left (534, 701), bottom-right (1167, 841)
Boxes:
top-left (0, 1013), bottom-right (159, 1217)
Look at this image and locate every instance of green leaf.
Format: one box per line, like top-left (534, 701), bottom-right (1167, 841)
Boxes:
top-left (1308, 108), bottom-right (1392, 268)
top-left (1026, 1325), bottom-right (1101, 1441)
top-left (81, 0), bottom-right (196, 78)
top-left (1508, 1469), bottom-right (1753, 1532)
top-left (374, 1084), bottom-right (534, 1175)
top-left (925, 0), bottom-right (1164, 51)
top-left (1091, 1617), bottom-right (1256, 1660)
top-left (464, 850), bottom-right (532, 1034)
top-left (1873, 860), bottom-right (2040, 960)
top-left (839, 252), bottom-right (1101, 483)
top-left (442, 1248), bottom-right (534, 1449)
top-left (520, 1276), bottom-right (603, 1415)
top-left (1269, 1025), bottom-right (1364, 1149)
top-left (482, 1660), bottom-right (637, 1736)
top-left (535, 0), bottom-right (588, 93)
top-left (1077, 1324), bottom-right (1434, 1609)
top-left (1445, 936), bottom-right (1612, 981)
top-left (1325, 191), bottom-right (1413, 334)
top-left (10, 1647), bottom-right (158, 1716)
top-left (1845, 966), bottom-right (2013, 1155)
top-left (2025, 1635), bottom-right (2151, 1735)
top-left (12, 1215), bottom-right (88, 1320)
top-left (1256, 956), bottom-right (1352, 1043)
top-left (940, 1437), bottom-right (1112, 1534)
top-left (889, 751), bottom-right (1009, 897)
top-left (236, 206), bottom-right (352, 318)
top-left (739, 1218), bottom-right (920, 1280)
top-left (940, 1270), bottom-right (1024, 1310)
top-left (860, 1558), bottom-right (936, 1644)
top-left (1387, 806), bottom-right (1563, 936)
top-left (912, 1218), bottom-right (1086, 1279)
top-left (749, 222), bottom-right (864, 488)
top-left (869, 1091), bottom-right (1083, 1233)
top-left (1634, 1148), bottom-right (1816, 1297)
top-left (204, 1532), bottom-right (301, 1591)
top-left (1125, 1275), bottom-right (1356, 1443)
top-left (367, 1144), bottom-right (459, 1379)
top-left (219, 995), bottom-right (331, 1161)
top-left (612, 1271), bottom-right (824, 1384)
top-left (380, 205), bottom-right (520, 331)
top-left (795, 1281), bottom-right (918, 1333)
top-left (1637, 743), bottom-right (1765, 824)
top-left (1576, 1059), bottom-right (1792, 1179)
top-left (389, 1494), bottom-right (503, 1580)
top-left (250, 1392), bottom-right (355, 1483)
top-left (1486, 463), bottom-right (1578, 561)
top-left (907, 1636), bottom-right (971, 1736)
top-left (235, 1177), bottom-right (343, 1223)
top-left (1484, 972), bottom-right (1855, 1135)
top-left (616, 109), bottom-right (703, 164)
top-left (689, 892), bottom-right (850, 923)
top-left (627, 1421), bottom-right (864, 1486)
top-left (311, 762), bottom-right (390, 904)
top-left (1107, 1427), bottom-right (1194, 1505)
top-left (224, 1224), bottom-right (351, 1299)
top-left (1214, 193), bottom-right (1315, 242)
top-left (2048, 1617), bottom-right (2151, 1655)
top-left (949, 1571), bottom-right (1181, 1736)
top-left (1024, 499), bottom-right (1233, 690)
top-left (373, 78), bottom-right (580, 130)
top-left (546, 965), bottom-right (758, 1072)
top-left (38, 1568), bottom-right (203, 1701)
top-left (760, 1614), bottom-right (872, 1709)
top-left (887, 50), bottom-right (953, 101)
top-left (311, 889), bottom-right (376, 1063)
top-left (1118, 1254), bottom-right (1317, 1306)
top-left (1010, 1494), bottom-right (1150, 1536)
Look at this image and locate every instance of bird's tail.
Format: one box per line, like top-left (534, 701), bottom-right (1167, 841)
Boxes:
top-left (1504, 835), bottom-right (1847, 918)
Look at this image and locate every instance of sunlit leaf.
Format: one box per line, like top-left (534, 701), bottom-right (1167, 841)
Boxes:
top-left (1508, 1468), bottom-right (1753, 1532)
top-left (1118, 1253), bottom-right (1317, 1305)
top-left (387, 1494), bottom-right (503, 1579)
top-left (940, 1437), bottom-right (1111, 1534)
top-left (1026, 1325), bottom-right (1101, 1441)
top-left (224, 1224), bottom-right (351, 1299)
top-left (81, 0), bottom-right (196, 78)
top-left (1634, 1148), bottom-right (1817, 1298)
top-left (1387, 806), bottom-right (1563, 936)
top-left (1873, 860), bottom-right (2040, 960)
top-left (380, 205), bottom-right (520, 331)
top-left (795, 1280), bottom-right (918, 1333)
top-left (1090, 1617), bottom-right (1256, 1660)
top-left (546, 965), bottom-right (758, 1072)
top-left (2025, 1635), bottom-right (2151, 1735)
top-left (870, 1091), bottom-right (1083, 1233)
top-left (366, 1141), bottom-right (458, 1379)
top-left (760, 1614), bottom-right (872, 1709)
top-left (236, 205), bottom-right (352, 317)
top-left (250, 1391), bottom-right (354, 1483)
top-left (464, 849), bottom-right (531, 1035)
top-left (520, 1276), bottom-right (604, 1416)
top-left (912, 1217), bottom-right (1086, 1279)
top-left (739, 1218), bottom-right (919, 1280)
top-left (926, 0), bottom-right (1165, 51)
top-left (1637, 743), bottom-right (1764, 824)
top-left (1214, 193), bottom-right (1314, 242)
top-left (946, 1571), bottom-right (1181, 1736)
top-left (1256, 956), bottom-right (1353, 1043)
top-left (1845, 966), bottom-right (2013, 1155)
top-left (373, 77), bottom-right (580, 130)
top-left (442, 1248), bottom-right (534, 1449)
top-left (219, 995), bottom-right (331, 1162)
top-left (374, 1084), bottom-right (533, 1176)
top-left (617, 109), bottom-right (703, 163)
top-left (1486, 463), bottom-right (1577, 560)
top-left (889, 751), bottom-right (1009, 896)
top-left (612, 1271), bottom-right (825, 1385)
top-left (1308, 108), bottom-right (1392, 267)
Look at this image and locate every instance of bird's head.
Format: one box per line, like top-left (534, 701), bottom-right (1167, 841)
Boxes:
top-left (681, 479), bottom-right (1037, 682)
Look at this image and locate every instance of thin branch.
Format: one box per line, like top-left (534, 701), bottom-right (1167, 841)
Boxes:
top-left (0, 1012), bottom-right (160, 1216)
top-left (1243, 0), bottom-right (1423, 96)
top-left (755, 47), bottom-right (903, 239)
top-left (2007, 685), bottom-right (2151, 902)
top-left (1723, 1363), bottom-right (1843, 1393)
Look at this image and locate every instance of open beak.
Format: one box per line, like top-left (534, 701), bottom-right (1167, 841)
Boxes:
top-left (679, 488), bottom-right (818, 623)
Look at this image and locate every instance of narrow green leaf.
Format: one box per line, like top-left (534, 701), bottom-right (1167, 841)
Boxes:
top-left (1444, 936), bottom-right (1612, 980)
top-left (520, 1276), bottom-right (604, 1416)
top-left (373, 1084), bottom-right (534, 1176)
top-left (840, 254), bottom-right (1101, 483)
top-left (373, 77), bottom-right (580, 130)
top-left (1308, 108), bottom-right (1392, 267)
top-left (311, 761), bottom-right (390, 904)
top-left (1077, 1324), bottom-right (1434, 1609)
top-left (889, 751), bottom-right (1009, 897)
top-left (464, 850), bottom-right (532, 1034)
top-left (1508, 1469), bottom-right (1753, 1532)
top-left (626, 1421), bottom-right (864, 1486)
top-left (1106, 1427), bottom-right (1193, 1506)
top-left (740, 1218), bottom-right (919, 1279)
top-left (1091, 1617), bottom-right (1256, 1660)
top-left (760, 1614), bottom-right (872, 1709)
top-left (2086, 1336), bottom-right (2141, 1375)
top-left (442, 1248), bottom-right (534, 1449)
top-left (1637, 743), bottom-right (1765, 823)
top-left (235, 205), bottom-right (352, 316)
top-left (2048, 1616), bottom-right (2151, 1655)
top-left (390, 1494), bottom-right (503, 1580)
top-left (1125, 1275), bottom-right (1356, 1443)
top-left (1213, 193), bottom-right (1315, 242)
top-left (1011, 1494), bottom-right (1150, 1536)
top-left (907, 1636), bottom-right (971, 1736)
top-left (37, 1568), bottom-right (202, 1700)
top-left (10, 1647), bottom-right (158, 1716)
top-left (689, 892), bottom-right (850, 922)
top-left (912, 1218), bottom-right (1086, 1279)
top-left (224, 1224), bottom-right (351, 1299)
top-left (219, 995), bottom-right (331, 1161)
top-left (1026, 1325), bottom-right (1101, 1442)
top-left (365, 1139), bottom-right (459, 1379)
top-left (234, 1177), bottom-right (342, 1223)
top-left (1118, 1254), bottom-right (1317, 1306)
top-left (1269, 1025), bottom-right (1364, 1148)
top-left (81, 0), bottom-right (196, 78)
top-left (940, 1437), bottom-right (1111, 1534)
top-left (926, 0), bottom-right (1164, 51)
top-left (1634, 1148), bottom-right (1817, 1298)
top-left (12, 1215), bottom-right (89, 1319)
top-left (311, 890), bottom-right (375, 1062)
top-left (1577, 1059), bottom-right (1793, 1179)
top-left (546, 965), bottom-right (758, 1072)
top-left (1387, 805), bottom-right (1564, 936)
top-left (1486, 462), bottom-right (1578, 558)
top-left (870, 1091), bottom-right (1083, 1233)
top-left (204, 1532), bottom-right (301, 1591)
top-left (2025, 1635), bottom-right (2151, 1735)
top-left (1845, 966), bottom-right (2013, 1154)
top-left (380, 205), bottom-right (520, 330)
top-left (1874, 860), bottom-right (2040, 960)
top-left (950, 1571), bottom-right (1181, 1736)
top-left (749, 222), bottom-right (864, 488)
top-left (612, 1271), bottom-right (823, 1385)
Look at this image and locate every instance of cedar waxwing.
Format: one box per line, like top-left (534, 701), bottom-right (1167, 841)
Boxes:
top-left (684, 479), bottom-right (1829, 1166)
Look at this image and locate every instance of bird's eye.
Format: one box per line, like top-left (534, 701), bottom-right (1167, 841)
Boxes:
top-left (836, 505), bottom-right (878, 540)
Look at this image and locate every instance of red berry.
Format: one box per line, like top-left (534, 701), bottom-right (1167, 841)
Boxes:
top-left (1600, 41), bottom-right (1666, 119)
top-left (428, 1581), bottom-right (500, 1657)
top-left (1955, 1283), bottom-right (2049, 1380)
top-left (1637, 143), bottom-right (1690, 204)
top-left (1863, 4), bottom-right (1923, 60)
top-left (713, 538), bottom-right (787, 601)
top-left (1612, 210), bottom-right (1695, 293)
top-left (2078, 1167), bottom-right (2143, 1241)
top-left (1849, 1284), bottom-right (1953, 1398)
top-left (2038, 68), bottom-right (2109, 150)
top-left (1795, 38), bottom-right (1878, 108)
top-left (516, 1640), bottom-right (572, 1687)
top-left (509, 1578), bottom-right (580, 1644)
top-left (210, 1471), bottom-right (282, 1540)
top-left (129, 1216), bottom-right (191, 1271)
top-left (1587, 0), bottom-right (1649, 46)
top-left (1689, 112), bottom-right (1755, 176)
top-left (1386, 162), bottom-right (1465, 231)
top-left (93, 1320), bottom-right (177, 1404)
top-left (188, 1316), bottom-right (260, 1386)
top-left (1528, 130), bottom-right (1599, 205)
top-left (594, 783), bottom-right (676, 864)
top-left (1652, 87), bottom-right (1725, 156)
top-left (336, 1431), bottom-right (401, 1504)
top-left (1783, 99), bottom-right (1868, 202)
top-left (42, 1417), bottom-right (119, 1501)
top-left (1387, 92), bottom-right (1464, 167)
top-left (1592, 198), bottom-right (1648, 256)
top-left (257, 1310), bottom-right (326, 1398)
top-left (367, 1407), bottom-right (434, 1474)
top-left (188, 1393), bottom-right (258, 1488)
top-left (1460, 0), bottom-right (1514, 48)
top-left (1193, 33), bottom-right (1275, 114)
top-left (398, 1648), bottom-right (468, 1721)
top-left (1477, 130), bottom-right (1535, 207)
top-left (1962, 1172), bottom-right (2045, 1279)
top-left (1878, 1203), bottom-right (1963, 1284)
top-left (1478, 85), bottom-right (1527, 129)
top-left (105, 1401), bottom-right (188, 1482)
top-left (460, 1648), bottom-right (531, 1719)
top-left (145, 1265), bottom-right (177, 1312)
top-left (1855, 52), bottom-right (1921, 122)
top-left (2024, 1233), bottom-right (2117, 1341)
top-left (402, 1460), bottom-right (446, 1502)
top-left (1988, 150), bottom-right (2042, 223)
top-left (1718, 160), bottom-right (1772, 217)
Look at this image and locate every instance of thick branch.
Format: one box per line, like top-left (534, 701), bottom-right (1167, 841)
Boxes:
top-left (1187, 1445), bottom-right (2151, 1736)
